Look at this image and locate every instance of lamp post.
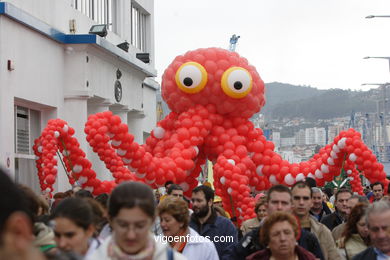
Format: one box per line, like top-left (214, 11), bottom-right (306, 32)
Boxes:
top-left (366, 15), bottom-right (390, 19)
top-left (363, 56), bottom-right (390, 72)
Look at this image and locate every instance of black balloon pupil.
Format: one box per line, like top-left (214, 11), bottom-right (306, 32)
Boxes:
top-left (183, 77), bottom-right (193, 86)
top-left (234, 81), bottom-right (243, 90)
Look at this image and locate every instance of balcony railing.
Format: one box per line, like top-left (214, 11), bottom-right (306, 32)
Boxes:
top-left (71, 0), bottom-right (113, 31)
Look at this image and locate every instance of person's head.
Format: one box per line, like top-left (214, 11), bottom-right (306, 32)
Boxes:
top-left (291, 181), bottom-right (312, 218)
top-left (85, 198), bottom-right (106, 235)
top-left (95, 193), bottom-right (109, 209)
top-left (74, 189), bottom-right (93, 199)
top-left (371, 182), bottom-right (384, 201)
top-left (305, 177), bottom-right (317, 188)
top-left (267, 184), bottom-right (292, 214)
top-left (335, 188), bottom-right (352, 217)
top-left (18, 185), bottom-right (40, 222)
top-left (0, 168), bottom-right (45, 260)
top-left (342, 203), bottom-right (369, 243)
top-left (157, 196), bottom-right (189, 238)
top-left (260, 212), bottom-right (299, 258)
top-left (191, 185), bottom-right (214, 218)
top-left (108, 182), bottom-right (156, 255)
top-left (333, 187), bottom-right (338, 194)
top-left (213, 196), bottom-right (223, 208)
top-left (347, 194), bottom-right (368, 216)
top-left (50, 197), bottom-right (94, 256)
top-left (255, 199), bottom-right (268, 221)
top-left (167, 184), bottom-right (184, 198)
top-left (311, 187), bottom-right (323, 211)
top-left (164, 181), bottom-right (174, 190)
top-left (366, 201), bottom-right (390, 254)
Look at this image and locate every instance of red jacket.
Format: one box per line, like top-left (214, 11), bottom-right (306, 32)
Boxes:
top-left (246, 245), bottom-right (317, 260)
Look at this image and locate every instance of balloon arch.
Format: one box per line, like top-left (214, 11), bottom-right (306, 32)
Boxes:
top-left (33, 47), bottom-right (389, 223)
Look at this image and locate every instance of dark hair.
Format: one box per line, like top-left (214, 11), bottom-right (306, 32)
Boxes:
top-left (18, 184), bottom-right (40, 222)
top-left (157, 197), bottom-right (189, 229)
top-left (75, 189), bottom-right (93, 199)
top-left (84, 198), bottom-right (106, 235)
top-left (0, 168), bottom-right (31, 233)
top-left (260, 212), bottom-right (299, 246)
top-left (305, 177), bottom-right (317, 188)
top-left (167, 184), bottom-right (183, 195)
top-left (342, 203), bottom-right (369, 244)
top-left (53, 192), bottom-right (67, 199)
top-left (164, 181), bottom-right (174, 188)
top-left (255, 197), bottom-right (267, 213)
top-left (323, 187), bottom-right (333, 198)
top-left (51, 197), bottom-right (93, 230)
top-left (267, 184), bottom-right (292, 202)
top-left (350, 194), bottom-right (369, 204)
top-left (192, 185), bottom-right (214, 203)
top-left (371, 182), bottom-right (384, 190)
top-left (95, 193), bottom-right (109, 209)
top-left (291, 181), bottom-right (312, 197)
top-left (108, 182), bottom-right (156, 219)
top-left (335, 188), bottom-right (352, 201)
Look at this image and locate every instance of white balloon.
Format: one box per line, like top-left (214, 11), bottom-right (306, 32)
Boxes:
top-left (73, 165), bottom-right (83, 173)
top-left (227, 159), bottom-right (235, 165)
top-left (153, 127), bottom-right (165, 139)
top-left (321, 164), bottom-right (329, 173)
top-left (111, 140), bottom-right (122, 146)
top-left (307, 173), bottom-right (315, 179)
top-left (63, 125), bottom-right (69, 132)
top-left (332, 144), bottom-right (340, 153)
top-left (349, 153), bottom-right (357, 162)
top-left (284, 173), bottom-right (295, 186)
top-left (269, 175), bottom-right (278, 185)
top-left (337, 137), bottom-right (347, 149)
top-left (227, 187), bottom-right (233, 194)
top-left (122, 158), bottom-right (132, 164)
top-left (107, 133), bottom-right (114, 138)
top-left (330, 150), bottom-right (338, 159)
top-left (315, 169), bottom-right (323, 179)
top-left (78, 176), bottom-right (87, 184)
top-left (347, 170), bottom-right (352, 175)
top-left (220, 176), bottom-right (226, 185)
top-left (38, 146), bottom-right (43, 153)
top-left (327, 157), bottom-right (335, 165)
top-left (54, 131), bottom-right (60, 138)
top-left (45, 188), bottom-right (51, 193)
top-left (256, 165), bottom-right (263, 177)
top-left (136, 172), bottom-right (146, 178)
top-left (296, 173), bottom-right (305, 182)
top-left (117, 149), bottom-right (127, 156)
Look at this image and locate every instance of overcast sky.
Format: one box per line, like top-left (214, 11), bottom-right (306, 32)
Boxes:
top-left (154, 0), bottom-right (390, 90)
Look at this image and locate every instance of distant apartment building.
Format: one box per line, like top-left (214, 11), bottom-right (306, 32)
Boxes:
top-left (328, 125), bottom-right (345, 143)
top-left (281, 137), bottom-right (295, 147)
top-left (295, 129), bottom-right (306, 145)
top-left (315, 127), bottom-right (326, 146)
top-left (305, 128), bottom-right (316, 145)
top-left (272, 131), bottom-right (281, 148)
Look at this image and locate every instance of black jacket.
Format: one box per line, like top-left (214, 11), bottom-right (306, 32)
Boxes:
top-left (351, 247), bottom-right (377, 260)
top-left (321, 210), bottom-right (344, 231)
top-left (222, 226), bottom-right (324, 260)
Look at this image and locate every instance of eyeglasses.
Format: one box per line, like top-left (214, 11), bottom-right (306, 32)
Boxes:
top-left (112, 218), bottom-right (150, 234)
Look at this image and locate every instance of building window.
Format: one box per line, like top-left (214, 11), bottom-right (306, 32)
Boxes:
top-left (71, 0), bottom-right (113, 31)
top-left (14, 106), bottom-right (41, 155)
top-left (131, 3), bottom-right (148, 52)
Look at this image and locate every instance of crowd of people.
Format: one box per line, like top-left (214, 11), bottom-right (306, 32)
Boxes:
top-left (0, 166), bottom-right (389, 260)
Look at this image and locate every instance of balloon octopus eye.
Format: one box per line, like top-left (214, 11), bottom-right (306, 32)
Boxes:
top-left (221, 67), bottom-right (253, 98)
top-left (175, 62), bottom-right (208, 94)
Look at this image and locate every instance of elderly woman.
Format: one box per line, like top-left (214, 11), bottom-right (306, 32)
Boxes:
top-left (246, 211), bottom-right (316, 260)
top-left (158, 196), bottom-right (219, 260)
top-left (240, 198), bottom-right (267, 235)
top-left (336, 203), bottom-right (370, 260)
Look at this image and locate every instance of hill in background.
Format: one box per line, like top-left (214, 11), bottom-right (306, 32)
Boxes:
top-left (260, 82), bottom-right (377, 120)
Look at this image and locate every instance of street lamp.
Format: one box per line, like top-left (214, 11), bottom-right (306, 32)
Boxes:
top-left (366, 15), bottom-right (390, 19)
top-left (364, 56), bottom-right (390, 72)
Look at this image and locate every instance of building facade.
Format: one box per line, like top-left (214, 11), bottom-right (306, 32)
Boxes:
top-left (0, 0), bottom-right (158, 193)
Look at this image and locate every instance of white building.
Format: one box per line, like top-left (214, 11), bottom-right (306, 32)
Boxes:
top-left (0, 0), bottom-right (158, 194)
top-left (314, 127), bottom-right (326, 146)
top-left (281, 137), bottom-right (295, 147)
top-left (295, 129), bottom-right (306, 146)
top-left (272, 131), bottom-right (281, 148)
top-left (305, 128), bottom-right (316, 145)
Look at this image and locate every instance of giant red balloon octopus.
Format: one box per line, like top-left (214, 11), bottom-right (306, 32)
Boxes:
top-left (34, 47), bottom-right (389, 223)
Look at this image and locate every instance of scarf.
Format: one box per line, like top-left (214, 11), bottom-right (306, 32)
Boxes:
top-left (107, 235), bottom-right (155, 260)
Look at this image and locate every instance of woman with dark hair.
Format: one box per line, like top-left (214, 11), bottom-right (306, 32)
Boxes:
top-left (246, 211), bottom-right (316, 260)
top-left (158, 196), bottom-right (218, 259)
top-left (51, 197), bottom-right (97, 258)
top-left (336, 203), bottom-right (370, 260)
top-left (87, 182), bottom-right (187, 260)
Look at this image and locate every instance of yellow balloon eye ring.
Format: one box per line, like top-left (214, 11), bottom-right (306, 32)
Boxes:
top-left (221, 67), bottom-right (253, 98)
top-left (175, 62), bottom-right (208, 94)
